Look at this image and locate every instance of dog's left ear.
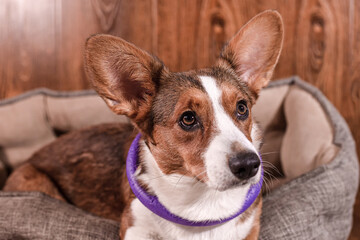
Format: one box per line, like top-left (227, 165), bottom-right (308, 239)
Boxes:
top-left (84, 34), bottom-right (166, 132)
top-left (218, 10), bottom-right (284, 97)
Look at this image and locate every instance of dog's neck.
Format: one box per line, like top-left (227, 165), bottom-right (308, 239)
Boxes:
top-left (135, 138), bottom-right (252, 223)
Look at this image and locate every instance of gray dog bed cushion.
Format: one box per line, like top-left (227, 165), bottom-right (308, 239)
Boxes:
top-left (0, 76), bottom-right (358, 240)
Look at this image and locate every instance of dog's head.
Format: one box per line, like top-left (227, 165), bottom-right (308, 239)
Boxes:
top-left (85, 11), bottom-right (283, 192)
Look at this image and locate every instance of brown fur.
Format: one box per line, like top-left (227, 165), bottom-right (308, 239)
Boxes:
top-left (244, 197), bottom-right (263, 240)
top-left (9, 123), bottom-right (136, 222)
top-left (149, 85), bottom-right (215, 181)
top-left (119, 191), bottom-right (136, 239)
top-left (85, 34), bottom-right (166, 135)
top-left (4, 163), bottom-right (65, 201)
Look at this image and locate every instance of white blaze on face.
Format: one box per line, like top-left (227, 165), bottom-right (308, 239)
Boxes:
top-left (199, 76), bottom-right (259, 190)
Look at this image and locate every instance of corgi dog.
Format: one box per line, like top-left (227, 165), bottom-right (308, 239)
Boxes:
top-left (4, 10), bottom-right (283, 240)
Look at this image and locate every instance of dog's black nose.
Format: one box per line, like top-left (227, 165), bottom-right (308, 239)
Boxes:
top-left (228, 152), bottom-right (260, 180)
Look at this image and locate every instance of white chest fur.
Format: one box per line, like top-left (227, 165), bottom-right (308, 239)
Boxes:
top-left (124, 140), bottom-right (259, 240)
top-left (125, 198), bottom-right (256, 240)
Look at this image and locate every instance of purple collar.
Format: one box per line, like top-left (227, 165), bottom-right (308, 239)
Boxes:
top-left (126, 133), bottom-right (263, 227)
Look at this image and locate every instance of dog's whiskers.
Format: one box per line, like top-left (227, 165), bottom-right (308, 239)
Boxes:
top-left (262, 163), bottom-right (280, 174)
top-left (173, 174), bottom-right (186, 191)
top-left (262, 160), bottom-right (283, 177)
top-left (262, 176), bottom-right (271, 194)
top-left (262, 168), bottom-right (282, 194)
top-left (260, 151), bottom-right (279, 156)
top-left (191, 170), bottom-right (207, 187)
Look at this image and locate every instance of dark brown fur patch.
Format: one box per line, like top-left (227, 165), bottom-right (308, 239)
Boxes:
top-left (3, 163), bottom-right (65, 201)
top-left (148, 81), bottom-right (215, 181)
top-left (21, 123), bottom-right (135, 222)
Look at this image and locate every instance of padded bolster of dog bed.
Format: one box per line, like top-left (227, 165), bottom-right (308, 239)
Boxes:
top-left (253, 83), bottom-right (338, 183)
top-left (0, 77), bottom-right (358, 240)
top-left (0, 191), bottom-right (120, 239)
top-left (0, 89), bottom-right (129, 183)
top-left (257, 77), bottom-right (358, 240)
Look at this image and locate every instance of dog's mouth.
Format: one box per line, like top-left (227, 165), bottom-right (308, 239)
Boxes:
top-left (206, 166), bottom-right (262, 192)
top-left (214, 180), bottom-right (249, 192)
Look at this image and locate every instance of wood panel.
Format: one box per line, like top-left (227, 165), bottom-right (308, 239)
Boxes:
top-left (0, 0), bottom-right (57, 96)
top-left (0, 0), bottom-right (359, 238)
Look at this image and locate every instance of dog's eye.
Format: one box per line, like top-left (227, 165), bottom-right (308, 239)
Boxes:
top-left (179, 111), bottom-right (198, 131)
top-left (236, 100), bottom-right (249, 120)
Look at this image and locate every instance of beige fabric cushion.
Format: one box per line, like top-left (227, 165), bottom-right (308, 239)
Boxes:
top-left (253, 85), bottom-right (338, 188)
top-left (253, 85), bottom-right (289, 130)
top-left (0, 91), bottom-right (129, 183)
top-left (47, 95), bottom-right (128, 132)
top-left (0, 95), bottom-right (55, 168)
top-left (253, 85), bottom-right (289, 178)
top-left (281, 86), bottom-right (337, 178)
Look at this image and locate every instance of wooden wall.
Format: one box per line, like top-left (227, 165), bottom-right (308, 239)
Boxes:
top-left (0, 0), bottom-right (359, 238)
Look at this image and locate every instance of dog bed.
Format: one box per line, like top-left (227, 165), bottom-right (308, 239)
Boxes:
top-left (0, 76), bottom-right (358, 239)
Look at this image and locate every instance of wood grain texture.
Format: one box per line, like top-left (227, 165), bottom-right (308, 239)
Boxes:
top-left (0, 0), bottom-right (359, 237)
top-left (0, 0), bottom-right (57, 97)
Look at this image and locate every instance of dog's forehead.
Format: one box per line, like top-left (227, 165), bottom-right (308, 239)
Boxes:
top-left (198, 68), bottom-right (244, 88)
top-left (152, 72), bottom-right (202, 124)
top-left (152, 68), bottom-right (249, 124)
top-left (197, 68), bottom-right (252, 102)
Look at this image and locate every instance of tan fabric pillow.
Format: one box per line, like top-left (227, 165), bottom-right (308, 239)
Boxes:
top-left (46, 95), bottom-right (128, 132)
top-left (281, 86), bottom-right (338, 179)
top-left (253, 85), bottom-right (338, 189)
top-left (0, 95), bottom-right (55, 168)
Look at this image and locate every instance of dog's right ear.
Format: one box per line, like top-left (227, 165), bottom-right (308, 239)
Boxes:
top-left (84, 34), bottom-right (165, 130)
top-left (217, 10), bottom-right (283, 98)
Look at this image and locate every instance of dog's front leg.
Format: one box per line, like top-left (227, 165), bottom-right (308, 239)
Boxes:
top-left (120, 200), bottom-right (167, 240)
top-left (244, 198), bottom-right (262, 240)
top-left (123, 227), bottom-right (165, 240)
